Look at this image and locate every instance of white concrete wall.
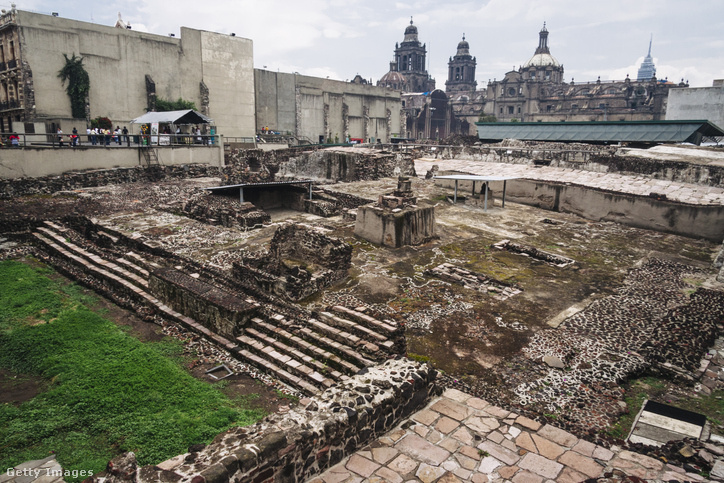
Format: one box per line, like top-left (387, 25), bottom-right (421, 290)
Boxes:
top-left (0, 146), bottom-right (223, 178)
top-left (16, 11), bottom-right (255, 138)
top-left (435, 175), bottom-right (724, 242)
top-left (254, 69), bottom-right (402, 143)
top-left (666, 86), bottom-right (724, 129)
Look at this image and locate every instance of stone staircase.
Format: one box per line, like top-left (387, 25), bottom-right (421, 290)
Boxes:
top-left (30, 220), bottom-right (403, 396)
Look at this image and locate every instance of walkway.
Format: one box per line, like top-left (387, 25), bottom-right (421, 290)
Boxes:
top-left (0, 456), bottom-right (64, 483)
top-left (415, 159), bottom-right (724, 206)
top-left (310, 388), bottom-right (712, 482)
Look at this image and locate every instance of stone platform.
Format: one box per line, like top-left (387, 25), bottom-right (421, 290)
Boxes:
top-left (310, 388), bottom-right (716, 482)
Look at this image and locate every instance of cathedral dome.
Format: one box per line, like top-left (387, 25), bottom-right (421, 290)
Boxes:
top-left (523, 23), bottom-right (560, 68)
top-left (403, 17), bottom-right (419, 43)
top-left (379, 70), bottom-right (406, 89)
top-left (523, 52), bottom-right (560, 68)
top-left (456, 35), bottom-right (470, 56)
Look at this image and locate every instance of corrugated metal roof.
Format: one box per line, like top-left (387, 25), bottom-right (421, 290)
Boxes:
top-left (474, 120), bottom-right (724, 145)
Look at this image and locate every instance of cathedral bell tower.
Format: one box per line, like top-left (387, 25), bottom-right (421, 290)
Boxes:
top-left (445, 34), bottom-right (477, 95)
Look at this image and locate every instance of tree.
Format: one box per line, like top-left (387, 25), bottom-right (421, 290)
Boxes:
top-left (57, 54), bottom-right (90, 120)
top-left (478, 114), bottom-right (497, 123)
top-left (155, 98), bottom-right (198, 112)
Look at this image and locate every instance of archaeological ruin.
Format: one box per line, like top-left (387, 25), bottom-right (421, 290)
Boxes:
top-left (2, 139), bottom-right (724, 482)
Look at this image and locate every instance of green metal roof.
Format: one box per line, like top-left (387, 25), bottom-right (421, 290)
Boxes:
top-left (474, 120), bottom-right (724, 145)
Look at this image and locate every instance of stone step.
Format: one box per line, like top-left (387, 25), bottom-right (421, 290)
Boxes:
top-left (123, 251), bottom-right (162, 273)
top-left (329, 305), bottom-right (399, 335)
top-left (244, 327), bottom-right (343, 382)
top-left (235, 348), bottom-right (319, 395)
top-left (236, 333), bottom-right (335, 390)
top-left (250, 317), bottom-right (362, 375)
top-left (318, 310), bottom-right (396, 351)
top-left (32, 232), bottom-right (159, 308)
top-left (36, 224), bottom-right (148, 290)
top-left (308, 317), bottom-right (383, 358)
top-left (33, 231), bottom-right (313, 396)
top-left (115, 256), bottom-right (149, 279)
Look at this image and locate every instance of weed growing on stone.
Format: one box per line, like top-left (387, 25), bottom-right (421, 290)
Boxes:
top-left (0, 260), bottom-right (266, 481)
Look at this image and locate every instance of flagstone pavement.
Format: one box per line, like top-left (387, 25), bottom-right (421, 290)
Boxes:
top-left (309, 389), bottom-right (710, 483)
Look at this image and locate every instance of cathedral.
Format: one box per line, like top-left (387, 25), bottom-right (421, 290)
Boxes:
top-left (379, 20), bottom-right (689, 137)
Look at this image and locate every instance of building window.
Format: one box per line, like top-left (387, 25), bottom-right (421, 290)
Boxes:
top-left (571, 104), bottom-right (579, 109)
top-left (508, 106), bottom-right (514, 114)
top-left (546, 105), bottom-right (552, 112)
top-left (608, 88), bottom-right (616, 95)
top-left (517, 106), bottom-right (521, 114)
top-left (508, 87), bottom-right (516, 96)
top-left (518, 86), bottom-right (523, 94)
top-left (599, 103), bottom-right (606, 109)
top-left (545, 71), bottom-right (551, 80)
top-left (500, 107), bottom-right (503, 114)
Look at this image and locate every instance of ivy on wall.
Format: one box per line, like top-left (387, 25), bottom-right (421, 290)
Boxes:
top-left (155, 98), bottom-right (198, 112)
top-left (57, 54), bottom-right (90, 120)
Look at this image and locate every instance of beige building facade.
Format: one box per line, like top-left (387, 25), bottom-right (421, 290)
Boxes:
top-left (255, 69), bottom-right (402, 144)
top-left (0, 7), bottom-right (255, 138)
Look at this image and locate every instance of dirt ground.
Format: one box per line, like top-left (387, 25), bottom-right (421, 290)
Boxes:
top-left (1, 174), bottom-right (722, 432)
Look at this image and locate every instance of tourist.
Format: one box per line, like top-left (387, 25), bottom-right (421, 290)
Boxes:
top-left (104, 129), bottom-right (111, 146)
top-left (195, 126), bottom-right (202, 144)
top-left (71, 127), bottom-right (79, 147)
top-left (57, 128), bottom-right (64, 147)
top-left (86, 126), bottom-right (92, 145)
top-left (9, 132), bottom-right (19, 147)
top-left (122, 126), bottom-right (129, 145)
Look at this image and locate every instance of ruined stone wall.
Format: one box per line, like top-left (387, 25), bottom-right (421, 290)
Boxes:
top-left (182, 191), bottom-right (271, 228)
top-left (149, 268), bottom-right (259, 339)
top-left (233, 224), bottom-right (352, 301)
top-left (318, 188), bottom-right (374, 209)
top-left (412, 142), bottom-right (724, 188)
top-left (355, 204), bottom-right (436, 248)
top-left (108, 359), bottom-right (440, 483)
top-left (223, 147), bottom-right (415, 185)
top-left (0, 164), bottom-right (220, 199)
top-left (270, 224), bottom-right (352, 268)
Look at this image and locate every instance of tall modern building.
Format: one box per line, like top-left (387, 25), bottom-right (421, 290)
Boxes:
top-left (637, 36), bottom-right (657, 81)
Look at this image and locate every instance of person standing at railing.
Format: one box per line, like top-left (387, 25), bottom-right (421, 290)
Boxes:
top-left (71, 127), bottom-right (79, 146)
top-left (57, 128), bottom-right (64, 147)
top-left (122, 126), bottom-right (129, 145)
top-left (9, 132), bottom-right (19, 147)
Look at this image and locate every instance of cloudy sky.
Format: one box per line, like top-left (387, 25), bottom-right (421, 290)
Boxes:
top-left (6, 0), bottom-right (724, 88)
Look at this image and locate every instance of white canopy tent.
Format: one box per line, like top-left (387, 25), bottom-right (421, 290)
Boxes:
top-left (130, 109), bottom-right (213, 125)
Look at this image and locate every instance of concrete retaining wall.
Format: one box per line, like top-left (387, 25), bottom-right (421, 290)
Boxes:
top-left (0, 146), bottom-right (224, 179)
top-left (434, 176), bottom-right (724, 242)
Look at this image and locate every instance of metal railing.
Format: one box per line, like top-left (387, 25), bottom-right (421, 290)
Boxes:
top-left (0, 132), bottom-right (222, 148)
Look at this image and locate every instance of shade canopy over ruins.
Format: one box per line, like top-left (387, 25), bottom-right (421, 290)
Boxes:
top-left (475, 119), bottom-right (724, 144)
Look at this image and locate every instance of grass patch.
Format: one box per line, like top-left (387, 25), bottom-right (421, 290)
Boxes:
top-left (0, 260), bottom-right (266, 481)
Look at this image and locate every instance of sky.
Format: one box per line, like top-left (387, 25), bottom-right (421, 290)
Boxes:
top-left (6, 0), bottom-right (724, 88)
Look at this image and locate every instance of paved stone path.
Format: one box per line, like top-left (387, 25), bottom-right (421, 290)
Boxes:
top-left (310, 389), bottom-right (710, 482)
top-left (0, 456), bottom-right (64, 483)
top-left (414, 159), bottom-right (724, 206)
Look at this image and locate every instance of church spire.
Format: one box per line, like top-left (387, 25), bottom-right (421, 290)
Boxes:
top-left (535, 22), bottom-right (550, 55)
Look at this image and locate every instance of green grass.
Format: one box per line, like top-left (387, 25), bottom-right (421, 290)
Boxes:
top-left (0, 260), bottom-right (266, 481)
